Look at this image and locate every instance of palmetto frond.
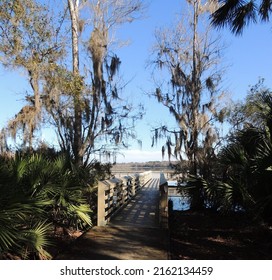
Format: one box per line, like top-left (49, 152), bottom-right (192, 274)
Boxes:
top-left (0, 219), bottom-right (19, 252)
top-left (0, 196), bottom-right (50, 253)
top-left (219, 142), bottom-right (248, 168)
top-left (0, 154), bottom-right (94, 259)
top-left (69, 204), bottom-right (92, 227)
top-left (251, 138), bottom-right (272, 172)
top-left (212, 0), bottom-right (272, 34)
top-left (21, 222), bottom-right (53, 260)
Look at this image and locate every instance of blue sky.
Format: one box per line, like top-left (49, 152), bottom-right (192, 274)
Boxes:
top-left (1, 0), bottom-right (272, 162)
top-left (114, 0), bottom-right (272, 162)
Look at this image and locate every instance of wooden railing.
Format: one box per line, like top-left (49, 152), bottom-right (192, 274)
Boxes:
top-left (97, 171), bottom-right (152, 226)
top-left (159, 173), bottom-right (168, 229)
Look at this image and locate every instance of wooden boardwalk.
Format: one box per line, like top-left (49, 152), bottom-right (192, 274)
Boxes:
top-left (55, 178), bottom-right (169, 260)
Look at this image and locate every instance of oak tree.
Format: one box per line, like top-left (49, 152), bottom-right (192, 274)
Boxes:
top-left (0, 0), bottom-right (145, 165)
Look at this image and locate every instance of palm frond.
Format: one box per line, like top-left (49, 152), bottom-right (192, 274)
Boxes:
top-left (219, 143), bottom-right (247, 166)
top-left (69, 204), bottom-right (92, 227)
top-left (259, 0), bottom-right (272, 21)
top-left (211, 0), bottom-right (260, 35)
top-left (22, 222), bottom-right (52, 260)
top-left (0, 221), bottom-right (19, 251)
top-left (231, 1), bottom-right (257, 34)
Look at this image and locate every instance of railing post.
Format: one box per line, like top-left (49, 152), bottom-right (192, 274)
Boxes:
top-left (97, 170), bottom-right (154, 227)
top-left (130, 175), bottom-right (136, 196)
top-left (159, 173), bottom-right (168, 229)
top-left (123, 175), bottom-right (133, 200)
top-left (97, 181), bottom-right (108, 226)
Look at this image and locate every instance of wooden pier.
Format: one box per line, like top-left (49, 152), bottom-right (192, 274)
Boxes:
top-left (55, 176), bottom-right (169, 260)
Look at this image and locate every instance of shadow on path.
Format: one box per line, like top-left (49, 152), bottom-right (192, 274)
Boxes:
top-left (55, 178), bottom-right (169, 260)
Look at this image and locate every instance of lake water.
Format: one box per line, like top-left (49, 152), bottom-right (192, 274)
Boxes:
top-left (168, 181), bottom-right (190, 211)
top-left (169, 196), bottom-right (190, 211)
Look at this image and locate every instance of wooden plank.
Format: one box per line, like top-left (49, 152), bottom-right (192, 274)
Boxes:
top-left (55, 176), bottom-right (169, 260)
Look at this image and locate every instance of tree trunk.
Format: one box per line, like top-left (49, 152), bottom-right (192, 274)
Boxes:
top-left (191, 0), bottom-right (200, 175)
top-left (68, 0), bottom-right (83, 165)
